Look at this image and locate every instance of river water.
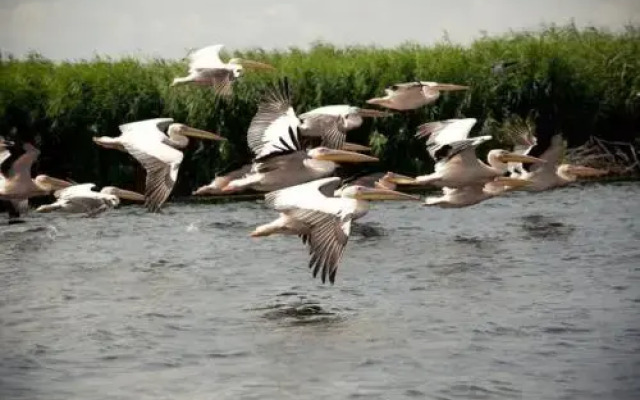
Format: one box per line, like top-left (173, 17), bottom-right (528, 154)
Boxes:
top-left (1, 182), bottom-right (639, 400)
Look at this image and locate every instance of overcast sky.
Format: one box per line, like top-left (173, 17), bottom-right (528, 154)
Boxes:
top-left (1, 0), bottom-right (639, 60)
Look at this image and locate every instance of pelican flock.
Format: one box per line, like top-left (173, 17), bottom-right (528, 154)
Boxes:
top-left (0, 43), bottom-right (611, 284)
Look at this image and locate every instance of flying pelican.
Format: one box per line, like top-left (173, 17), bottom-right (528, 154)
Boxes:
top-left (171, 44), bottom-right (275, 96)
top-left (0, 142), bottom-right (73, 219)
top-left (193, 164), bottom-right (253, 195)
top-left (366, 81), bottom-right (469, 111)
top-left (250, 177), bottom-right (419, 284)
top-left (411, 118), bottom-right (544, 188)
top-left (511, 134), bottom-right (608, 191)
top-left (36, 184), bottom-right (145, 216)
top-left (299, 105), bottom-right (391, 149)
top-left (423, 177), bottom-right (530, 208)
top-left (332, 171), bottom-right (416, 195)
top-left (225, 80), bottom-right (378, 192)
top-left (93, 118), bottom-right (225, 212)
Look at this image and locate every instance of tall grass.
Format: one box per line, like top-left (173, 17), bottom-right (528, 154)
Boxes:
top-left (1, 25), bottom-right (638, 194)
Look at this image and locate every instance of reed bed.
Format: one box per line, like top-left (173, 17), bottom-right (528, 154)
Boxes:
top-left (1, 25), bottom-right (638, 194)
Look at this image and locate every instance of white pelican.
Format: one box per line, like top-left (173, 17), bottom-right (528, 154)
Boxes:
top-left (424, 177), bottom-right (530, 208)
top-left (226, 81), bottom-right (378, 192)
top-left (299, 105), bottom-right (390, 149)
top-left (36, 184), bottom-right (145, 216)
top-left (333, 171), bottom-right (416, 195)
top-left (250, 177), bottom-right (419, 284)
top-left (0, 142), bottom-right (73, 219)
top-left (366, 81), bottom-right (469, 111)
top-left (412, 118), bottom-right (544, 188)
top-left (512, 134), bottom-right (608, 191)
top-left (193, 164), bottom-right (253, 195)
top-left (93, 118), bottom-right (225, 212)
top-left (171, 44), bottom-right (275, 95)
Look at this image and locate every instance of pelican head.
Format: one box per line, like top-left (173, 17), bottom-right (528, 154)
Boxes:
top-left (104, 195), bottom-right (121, 208)
top-left (100, 186), bottom-right (146, 202)
top-left (558, 164), bottom-right (608, 180)
top-left (487, 149), bottom-right (545, 167)
top-left (339, 185), bottom-right (420, 201)
top-left (168, 123), bottom-right (226, 141)
top-left (307, 147), bottom-right (378, 163)
top-left (342, 113), bottom-right (364, 130)
top-left (33, 175), bottom-right (73, 192)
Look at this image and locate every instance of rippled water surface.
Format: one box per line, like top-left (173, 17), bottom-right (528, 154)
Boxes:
top-left (1, 182), bottom-right (639, 400)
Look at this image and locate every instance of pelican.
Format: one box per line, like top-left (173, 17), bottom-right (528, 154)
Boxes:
top-left (225, 80), bottom-right (378, 192)
top-left (193, 164), bottom-right (253, 195)
top-left (424, 177), bottom-right (530, 208)
top-left (0, 142), bottom-right (73, 219)
top-left (412, 118), bottom-right (544, 188)
top-left (250, 177), bottom-right (419, 284)
top-left (511, 134), bottom-right (608, 191)
top-left (36, 184), bottom-right (145, 216)
top-left (366, 81), bottom-right (469, 111)
top-left (333, 171), bottom-right (415, 195)
top-left (93, 118), bottom-right (225, 212)
top-left (171, 44), bottom-right (275, 96)
top-left (299, 105), bottom-right (390, 149)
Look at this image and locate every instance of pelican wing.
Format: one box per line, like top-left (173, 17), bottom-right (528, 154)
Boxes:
top-left (188, 44), bottom-right (225, 71)
top-left (248, 79), bottom-right (302, 159)
top-left (54, 183), bottom-right (97, 199)
top-left (208, 69), bottom-right (234, 97)
top-left (299, 113), bottom-right (345, 150)
top-left (288, 209), bottom-right (351, 284)
top-left (264, 177), bottom-right (342, 213)
top-left (119, 118), bottom-right (174, 139)
top-left (522, 134), bottom-right (563, 173)
top-left (7, 145), bottom-right (40, 180)
top-left (429, 136), bottom-right (491, 164)
top-left (417, 118), bottom-right (477, 142)
top-left (122, 135), bottom-right (183, 212)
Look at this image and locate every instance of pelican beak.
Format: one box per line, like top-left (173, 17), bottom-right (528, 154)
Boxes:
top-left (110, 188), bottom-right (146, 202)
top-left (354, 187), bottom-right (421, 201)
top-left (566, 165), bottom-right (609, 177)
top-left (493, 177), bottom-right (531, 188)
top-left (235, 59), bottom-right (276, 71)
top-left (357, 108), bottom-right (393, 118)
top-left (314, 149), bottom-right (379, 163)
top-left (341, 142), bottom-right (372, 152)
top-left (383, 172), bottom-right (418, 185)
top-left (432, 84), bottom-right (470, 91)
top-left (499, 153), bottom-right (545, 164)
top-left (181, 126), bottom-right (226, 141)
top-left (365, 97), bottom-right (386, 106)
top-left (35, 175), bottom-right (74, 191)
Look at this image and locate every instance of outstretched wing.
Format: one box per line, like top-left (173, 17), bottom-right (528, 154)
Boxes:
top-left (54, 183), bottom-right (96, 199)
top-left (247, 78), bottom-right (302, 159)
top-left (188, 44), bottom-right (225, 71)
top-left (122, 132), bottom-right (183, 212)
top-left (288, 209), bottom-right (351, 284)
top-left (299, 113), bottom-right (346, 150)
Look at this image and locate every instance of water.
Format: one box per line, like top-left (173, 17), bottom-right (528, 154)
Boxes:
top-left (1, 182), bottom-right (639, 400)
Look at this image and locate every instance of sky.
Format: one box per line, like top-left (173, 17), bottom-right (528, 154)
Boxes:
top-left (1, 0), bottom-right (639, 60)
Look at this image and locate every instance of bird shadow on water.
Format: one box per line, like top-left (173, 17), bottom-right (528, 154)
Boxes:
top-left (518, 214), bottom-right (575, 240)
top-left (247, 291), bottom-right (348, 328)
